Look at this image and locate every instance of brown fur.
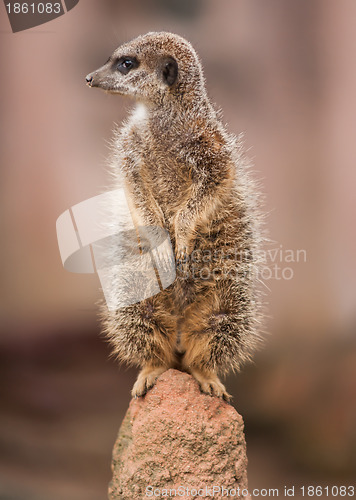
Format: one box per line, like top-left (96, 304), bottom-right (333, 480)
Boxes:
top-left (86, 32), bottom-right (264, 400)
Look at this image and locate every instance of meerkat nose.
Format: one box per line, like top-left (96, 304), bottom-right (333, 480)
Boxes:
top-left (86, 74), bottom-right (94, 86)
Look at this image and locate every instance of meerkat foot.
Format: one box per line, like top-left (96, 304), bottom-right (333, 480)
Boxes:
top-left (131, 365), bottom-right (167, 398)
top-left (189, 368), bottom-right (232, 402)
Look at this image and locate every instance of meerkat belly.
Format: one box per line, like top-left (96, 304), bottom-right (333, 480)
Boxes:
top-left (189, 206), bottom-right (250, 278)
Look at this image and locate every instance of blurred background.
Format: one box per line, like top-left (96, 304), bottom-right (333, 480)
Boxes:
top-left (1, 0), bottom-right (355, 498)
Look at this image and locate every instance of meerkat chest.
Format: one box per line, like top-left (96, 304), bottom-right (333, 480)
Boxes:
top-left (142, 144), bottom-right (191, 211)
top-left (130, 103), bottom-right (149, 125)
top-left (124, 117), bottom-right (191, 208)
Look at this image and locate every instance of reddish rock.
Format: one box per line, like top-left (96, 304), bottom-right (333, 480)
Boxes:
top-left (109, 369), bottom-right (250, 499)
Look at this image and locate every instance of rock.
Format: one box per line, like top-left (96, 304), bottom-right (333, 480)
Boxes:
top-left (109, 369), bottom-right (250, 499)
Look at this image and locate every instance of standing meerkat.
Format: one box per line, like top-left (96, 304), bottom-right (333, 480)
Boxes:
top-left (86, 32), bottom-right (263, 401)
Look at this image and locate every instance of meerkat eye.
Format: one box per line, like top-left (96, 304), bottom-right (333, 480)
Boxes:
top-left (116, 57), bottom-right (139, 75)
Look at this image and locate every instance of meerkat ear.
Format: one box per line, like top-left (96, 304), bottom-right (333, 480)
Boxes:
top-left (161, 57), bottom-right (178, 86)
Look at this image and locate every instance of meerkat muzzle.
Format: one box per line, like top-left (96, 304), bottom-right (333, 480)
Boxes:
top-left (85, 74), bottom-right (94, 87)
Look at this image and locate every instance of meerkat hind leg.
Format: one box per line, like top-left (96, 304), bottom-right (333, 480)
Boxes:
top-left (179, 292), bottom-right (233, 402)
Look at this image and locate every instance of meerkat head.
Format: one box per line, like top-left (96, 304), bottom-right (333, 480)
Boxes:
top-left (85, 32), bottom-right (206, 106)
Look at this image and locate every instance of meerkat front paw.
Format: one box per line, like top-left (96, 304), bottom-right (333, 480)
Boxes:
top-left (173, 211), bottom-right (194, 261)
top-left (189, 367), bottom-right (232, 402)
top-left (131, 365), bottom-right (167, 398)
top-left (175, 243), bottom-right (190, 272)
top-left (174, 238), bottom-right (192, 277)
top-left (175, 244), bottom-right (189, 262)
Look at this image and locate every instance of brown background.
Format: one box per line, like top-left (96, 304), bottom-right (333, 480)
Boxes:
top-left (0, 1), bottom-right (355, 499)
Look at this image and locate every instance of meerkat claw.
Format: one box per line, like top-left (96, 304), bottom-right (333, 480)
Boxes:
top-left (131, 366), bottom-right (167, 398)
top-left (188, 368), bottom-right (231, 402)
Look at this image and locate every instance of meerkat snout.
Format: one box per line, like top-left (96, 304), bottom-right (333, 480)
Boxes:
top-left (85, 55), bottom-right (142, 94)
top-left (86, 74), bottom-right (93, 86)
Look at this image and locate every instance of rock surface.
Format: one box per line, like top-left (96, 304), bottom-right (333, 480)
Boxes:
top-left (109, 369), bottom-right (250, 499)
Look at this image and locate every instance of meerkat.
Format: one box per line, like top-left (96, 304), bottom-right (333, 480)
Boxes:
top-left (86, 32), bottom-right (263, 401)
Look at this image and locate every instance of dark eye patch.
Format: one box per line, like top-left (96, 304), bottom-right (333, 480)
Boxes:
top-left (116, 56), bottom-right (139, 75)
